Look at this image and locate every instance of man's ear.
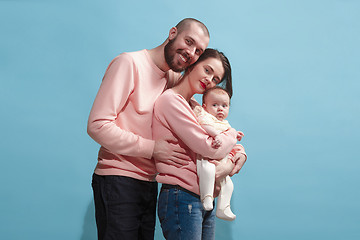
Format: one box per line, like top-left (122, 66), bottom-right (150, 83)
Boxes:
top-left (202, 103), bottom-right (207, 109)
top-left (168, 27), bottom-right (178, 41)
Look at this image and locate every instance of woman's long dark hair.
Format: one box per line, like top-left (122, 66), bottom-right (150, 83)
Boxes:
top-left (187, 48), bottom-right (233, 98)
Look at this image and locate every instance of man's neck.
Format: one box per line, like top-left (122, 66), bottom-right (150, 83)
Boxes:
top-left (147, 45), bottom-right (169, 72)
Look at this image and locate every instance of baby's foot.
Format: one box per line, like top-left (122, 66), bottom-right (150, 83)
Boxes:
top-left (216, 206), bottom-right (236, 221)
top-left (202, 196), bottom-right (214, 211)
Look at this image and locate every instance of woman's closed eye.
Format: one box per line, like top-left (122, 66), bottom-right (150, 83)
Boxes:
top-left (212, 77), bottom-right (220, 84)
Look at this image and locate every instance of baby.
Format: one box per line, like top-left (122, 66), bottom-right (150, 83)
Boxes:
top-left (194, 86), bottom-right (244, 221)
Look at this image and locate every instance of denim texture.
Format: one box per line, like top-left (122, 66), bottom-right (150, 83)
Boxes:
top-left (158, 185), bottom-right (215, 240)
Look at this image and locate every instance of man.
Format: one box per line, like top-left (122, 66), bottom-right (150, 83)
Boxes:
top-left (87, 18), bottom-right (210, 240)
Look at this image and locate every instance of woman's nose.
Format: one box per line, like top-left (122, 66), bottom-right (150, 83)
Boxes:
top-left (204, 78), bottom-right (210, 85)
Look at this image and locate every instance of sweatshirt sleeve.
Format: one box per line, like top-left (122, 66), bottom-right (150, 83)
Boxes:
top-left (154, 92), bottom-right (237, 160)
top-left (230, 144), bottom-right (248, 161)
top-left (87, 54), bottom-right (155, 158)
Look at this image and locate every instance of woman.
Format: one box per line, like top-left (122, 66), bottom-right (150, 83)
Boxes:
top-left (152, 48), bottom-right (246, 239)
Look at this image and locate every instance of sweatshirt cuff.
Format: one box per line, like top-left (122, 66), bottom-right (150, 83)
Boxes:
top-left (140, 138), bottom-right (156, 159)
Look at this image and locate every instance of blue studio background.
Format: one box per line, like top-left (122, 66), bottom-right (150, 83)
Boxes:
top-left (1, 0), bottom-right (359, 239)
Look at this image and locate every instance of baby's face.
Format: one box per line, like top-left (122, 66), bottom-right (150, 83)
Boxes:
top-left (203, 91), bottom-right (230, 121)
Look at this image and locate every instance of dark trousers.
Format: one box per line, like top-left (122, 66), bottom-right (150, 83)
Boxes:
top-left (92, 174), bottom-right (158, 240)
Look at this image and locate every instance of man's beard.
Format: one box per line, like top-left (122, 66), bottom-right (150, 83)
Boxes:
top-left (164, 38), bottom-right (187, 73)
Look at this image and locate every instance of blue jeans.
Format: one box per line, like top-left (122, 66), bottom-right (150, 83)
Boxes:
top-left (92, 174), bottom-right (158, 240)
top-left (157, 184), bottom-right (215, 240)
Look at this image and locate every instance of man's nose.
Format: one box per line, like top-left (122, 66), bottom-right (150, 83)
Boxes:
top-left (187, 47), bottom-right (196, 60)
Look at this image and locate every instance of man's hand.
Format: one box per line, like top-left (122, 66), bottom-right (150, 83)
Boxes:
top-left (153, 136), bottom-right (191, 167)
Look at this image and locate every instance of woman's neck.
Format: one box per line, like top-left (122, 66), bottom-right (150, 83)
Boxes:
top-left (171, 77), bottom-right (194, 102)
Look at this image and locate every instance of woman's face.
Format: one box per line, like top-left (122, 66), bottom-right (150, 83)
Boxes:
top-left (188, 57), bottom-right (224, 95)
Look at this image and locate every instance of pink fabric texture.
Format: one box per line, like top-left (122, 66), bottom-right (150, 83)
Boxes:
top-left (87, 50), bottom-right (167, 181)
top-left (194, 105), bottom-right (247, 162)
top-left (152, 89), bottom-right (238, 195)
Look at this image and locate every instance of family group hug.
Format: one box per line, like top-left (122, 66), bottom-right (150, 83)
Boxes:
top-left (87, 18), bottom-right (248, 240)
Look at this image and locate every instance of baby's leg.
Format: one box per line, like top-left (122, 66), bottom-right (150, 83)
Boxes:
top-left (216, 176), bottom-right (236, 221)
top-left (197, 159), bottom-right (216, 211)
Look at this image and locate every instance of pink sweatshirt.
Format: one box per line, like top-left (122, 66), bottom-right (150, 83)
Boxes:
top-left (87, 50), bottom-right (168, 181)
top-left (152, 89), bottom-right (238, 195)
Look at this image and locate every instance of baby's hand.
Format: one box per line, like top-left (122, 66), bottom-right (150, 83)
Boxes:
top-left (212, 136), bottom-right (222, 149)
top-left (237, 131), bottom-right (244, 141)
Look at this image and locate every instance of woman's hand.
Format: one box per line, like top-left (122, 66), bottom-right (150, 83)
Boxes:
top-left (211, 150), bottom-right (247, 197)
top-left (229, 152), bottom-right (247, 177)
top-left (211, 159), bottom-right (234, 197)
top-left (210, 159), bottom-right (234, 182)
